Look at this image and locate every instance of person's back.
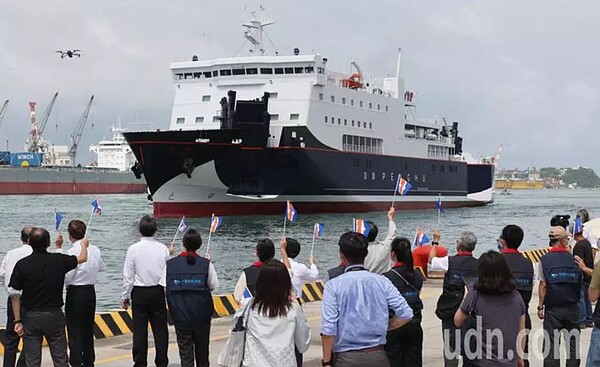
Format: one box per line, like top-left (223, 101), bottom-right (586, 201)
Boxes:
top-left (166, 255), bottom-right (214, 326)
top-left (573, 237), bottom-right (593, 283)
top-left (234, 239), bottom-right (275, 303)
top-left (460, 290), bottom-right (525, 365)
top-left (241, 259), bottom-right (310, 367)
top-left (436, 254), bottom-right (478, 319)
top-left (127, 238), bottom-right (169, 285)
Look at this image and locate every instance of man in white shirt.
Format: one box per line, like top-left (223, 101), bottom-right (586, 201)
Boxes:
top-left (0, 226), bottom-right (32, 367)
top-left (63, 220), bottom-right (106, 367)
top-left (284, 238), bottom-right (319, 299)
top-left (364, 207), bottom-right (397, 274)
top-left (121, 215), bottom-right (170, 367)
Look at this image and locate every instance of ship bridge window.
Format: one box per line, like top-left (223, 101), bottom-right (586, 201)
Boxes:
top-left (351, 99), bottom-right (354, 106)
top-left (305, 66), bottom-right (314, 73)
top-left (331, 95), bottom-right (335, 103)
top-left (270, 114), bottom-right (279, 121)
top-left (352, 120), bottom-right (355, 127)
top-left (317, 67), bottom-right (325, 74)
top-left (290, 113), bottom-right (300, 121)
top-left (176, 117), bottom-right (185, 125)
top-left (268, 92), bottom-right (278, 99)
top-left (212, 71), bottom-right (218, 77)
top-left (385, 105), bottom-right (389, 112)
top-left (212, 116), bottom-right (220, 122)
top-left (284, 67), bottom-right (294, 74)
top-left (193, 72), bottom-right (201, 78)
top-left (369, 122), bottom-right (373, 129)
top-left (377, 104), bottom-right (381, 111)
top-left (175, 73), bottom-right (183, 80)
top-left (195, 117), bottom-right (204, 124)
top-left (369, 102), bottom-right (372, 109)
top-left (202, 95), bottom-right (211, 102)
top-left (246, 68), bottom-right (258, 75)
top-left (203, 71), bottom-right (212, 78)
top-left (342, 97), bottom-right (346, 104)
top-left (294, 67), bottom-right (304, 73)
top-left (319, 93), bottom-right (324, 100)
top-left (184, 73), bottom-right (193, 79)
top-left (337, 118), bottom-right (341, 125)
top-left (219, 69), bottom-right (232, 76)
top-left (324, 116), bottom-right (328, 123)
top-left (360, 101), bottom-right (364, 108)
top-left (232, 68), bottom-right (246, 75)
top-left (260, 68), bottom-right (273, 74)
top-left (274, 68), bottom-right (284, 74)
top-left (344, 119), bottom-right (347, 126)
top-left (342, 134), bottom-right (383, 154)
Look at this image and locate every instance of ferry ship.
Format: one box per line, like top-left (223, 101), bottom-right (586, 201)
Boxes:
top-left (123, 12), bottom-right (495, 218)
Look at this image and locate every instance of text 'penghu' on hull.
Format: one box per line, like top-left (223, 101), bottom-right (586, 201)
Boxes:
top-left (123, 10), bottom-right (495, 218)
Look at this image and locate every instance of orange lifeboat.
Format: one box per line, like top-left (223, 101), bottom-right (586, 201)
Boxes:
top-left (342, 73), bottom-right (363, 89)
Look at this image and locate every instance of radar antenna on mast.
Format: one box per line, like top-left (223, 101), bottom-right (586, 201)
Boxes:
top-left (242, 6), bottom-right (276, 55)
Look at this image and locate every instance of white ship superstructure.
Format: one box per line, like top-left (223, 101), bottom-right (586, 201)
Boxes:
top-left (90, 124), bottom-right (137, 171)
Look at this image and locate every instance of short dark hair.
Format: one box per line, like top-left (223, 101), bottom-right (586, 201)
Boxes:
top-left (365, 221), bottom-right (378, 242)
top-left (474, 251), bottom-right (516, 294)
top-left (29, 227), bottom-right (51, 250)
top-left (285, 238), bottom-right (301, 259)
top-left (68, 220), bottom-right (86, 241)
top-left (21, 226), bottom-right (33, 243)
top-left (253, 259), bottom-right (292, 318)
top-left (501, 225), bottom-right (524, 250)
top-left (183, 228), bottom-right (202, 264)
top-left (338, 231), bottom-right (369, 265)
top-left (139, 215), bottom-right (158, 237)
top-left (390, 237), bottom-right (414, 275)
top-left (256, 239), bottom-right (275, 262)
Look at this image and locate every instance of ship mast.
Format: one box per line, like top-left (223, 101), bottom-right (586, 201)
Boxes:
top-left (242, 7), bottom-right (276, 55)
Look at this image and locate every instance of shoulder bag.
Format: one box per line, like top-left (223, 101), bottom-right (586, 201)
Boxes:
top-left (217, 300), bottom-right (252, 367)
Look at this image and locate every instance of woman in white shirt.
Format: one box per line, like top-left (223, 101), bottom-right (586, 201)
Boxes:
top-left (242, 259), bottom-right (311, 367)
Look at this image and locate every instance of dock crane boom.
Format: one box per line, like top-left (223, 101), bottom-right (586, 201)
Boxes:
top-left (27, 92), bottom-right (59, 152)
top-left (68, 95), bottom-right (94, 166)
top-left (0, 100), bottom-right (8, 129)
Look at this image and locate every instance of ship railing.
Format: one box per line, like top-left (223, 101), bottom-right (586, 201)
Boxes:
top-left (0, 165), bottom-right (124, 173)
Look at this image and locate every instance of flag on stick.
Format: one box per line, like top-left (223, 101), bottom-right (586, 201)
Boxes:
top-left (310, 223), bottom-right (325, 257)
top-left (206, 214), bottom-right (222, 256)
top-left (353, 218), bottom-right (371, 237)
top-left (396, 177), bottom-right (412, 196)
top-left (91, 199), bottom-right (102, 216)
top-left (574, 215), bottom-right (583, 235)
top-left (413, 228), bottom-right (431, 247)
top-left (54, 211), bottom-right (64, 232)
top-left (282, 201), bottom-right (298, 237)
top-left (171, 216), bottom-right (187, 247)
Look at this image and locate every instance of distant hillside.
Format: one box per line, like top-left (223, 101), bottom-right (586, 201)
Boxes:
top-left (539, 166), bottom-right (600, 188)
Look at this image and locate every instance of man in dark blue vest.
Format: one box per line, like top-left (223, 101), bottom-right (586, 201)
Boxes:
top-left (233, 239), bottom-right (274, 303)
top-left (429, 231), bottom-right (478, 367)
top-left (537, 226), bottom-right (582, 367)
top-left (499, 224), bottom-right (533, 367)
top-left (166, 228), bottom-right (218, 367)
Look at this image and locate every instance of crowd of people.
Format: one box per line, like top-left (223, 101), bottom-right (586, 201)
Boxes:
top-left (0, 207), bottom-right (599, 367)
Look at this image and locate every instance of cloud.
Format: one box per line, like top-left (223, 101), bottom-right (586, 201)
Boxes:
top-left (1, 0), bottom-right (600, 172)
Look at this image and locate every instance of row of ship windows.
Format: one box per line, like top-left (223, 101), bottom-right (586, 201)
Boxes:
top-left (175, 66), bottom-right (325, 80)
top-left (326, 116), bottom-right (373, 130)
top-left (319, 93), bottom-right (389, 111)
top-left (342, 134), bottom-right (383, 154)
top-left (175, 113), bottom-right (301, 125)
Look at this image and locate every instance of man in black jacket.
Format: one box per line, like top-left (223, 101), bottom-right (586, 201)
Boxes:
top-left (233, 239), bottom-right (274, 303)
top-left (428, 231), bottom-right (478, 367)
top-left (499, 224), bottom-right (533, 366)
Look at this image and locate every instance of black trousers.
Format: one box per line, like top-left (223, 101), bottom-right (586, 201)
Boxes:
top-left (2, 297), bottom-right (26, 367)
top-left (543, 304), bottom-right (580, 367)
top-left (385, 321), bottom-right (423, 367)
top-left (23, 308), bottom-right (69, 367)
top-left (175, 322), bottom-right (211, 367)
top-left (131, 285), bottom-right (169, 367)
top-left (65, 285), bottom-right (96, 367)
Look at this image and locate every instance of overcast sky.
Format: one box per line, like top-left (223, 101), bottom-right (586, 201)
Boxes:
top-left (1, 0), bottom-right (599, 171)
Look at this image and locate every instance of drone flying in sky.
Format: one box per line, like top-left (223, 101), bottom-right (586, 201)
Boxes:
top-left (56, 49), bottom-right (81, 59)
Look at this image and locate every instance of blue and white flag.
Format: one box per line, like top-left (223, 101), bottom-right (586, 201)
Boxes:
top-left (243, 287), bottom-right (253, 300)
top-left (177, 217), bottom-right (189, 234)
top-left (91, 199), bottom-right (102, 216)
top-left (413, 228), bottom-right (431, 247)
top-left (574, 215), bottom-right (583, 235)
top-left (353, 218), bottom-right (371, 238)
top-left (54, 211), bottom-right (64, 231)
top-left (313, 223), bottom-right (325, 239)
top-left (436, 197), bottom-right (444, 213)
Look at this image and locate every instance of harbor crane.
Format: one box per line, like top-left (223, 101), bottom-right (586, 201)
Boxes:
top-left (68, 95), bottom-right (94, 166)
top-left (27, 92), bottom-right (59, 152)
top-left (0, 100), bottom-right (8, 129)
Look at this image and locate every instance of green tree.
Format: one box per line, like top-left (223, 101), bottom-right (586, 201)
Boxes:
top-left (562, 167), bottom-right (600, 188)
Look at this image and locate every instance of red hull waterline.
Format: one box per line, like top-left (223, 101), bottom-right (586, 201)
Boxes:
top-left (154, 200), bottom-right (486, 218)
top-left (0, 182), bottom-right (147, 195)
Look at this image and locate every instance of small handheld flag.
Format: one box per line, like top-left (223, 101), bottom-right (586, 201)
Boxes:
top-left (286, 201), bottom-right (298, 223)
top-left (310, 223), bottom-right (325, 257)
top-left (396, 177), bottom-right (412, 196)
top-left (210, 215), bottom-right (222, 233)
top-left (574, 215), bottom-right (583, 235)
top-left (91, 199), bottom-right (102, 216)
top-left (436, 197), bottom-right (444, 213)
top-left (54, 212), bottom-right (64, 231)
top-left (243, 287), bottom-right (253, 300)
top-left (313, 223), bottom-right (325, 239)
top-left (353, 218), bottom-right (371, 238)
top-left (413, 228), bottom-right (430, 247)
top-left (177, 217), bottom-right (188, 234)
